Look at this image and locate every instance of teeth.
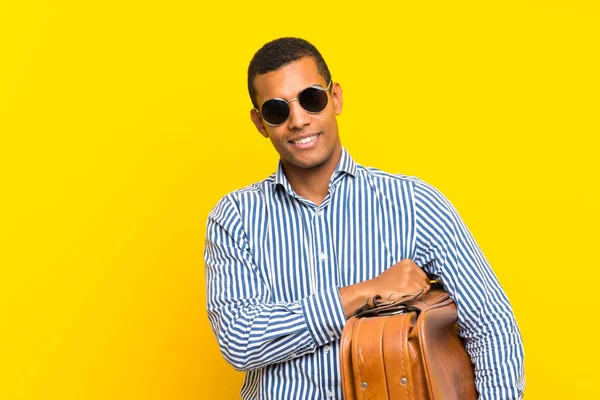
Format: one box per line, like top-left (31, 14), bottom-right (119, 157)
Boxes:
top-left (294, 135), bottom-right (317, 145)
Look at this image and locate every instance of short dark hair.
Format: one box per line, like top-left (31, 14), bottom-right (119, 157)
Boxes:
top-left (247, 37), bottom-right (332, 109)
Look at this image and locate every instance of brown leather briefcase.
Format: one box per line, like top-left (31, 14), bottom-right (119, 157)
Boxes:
top-left (340, 285), bottom-right (477, 400)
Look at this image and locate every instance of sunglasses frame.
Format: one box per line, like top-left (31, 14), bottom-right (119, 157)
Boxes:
top-left (255, 80), bottom-right (333, 127)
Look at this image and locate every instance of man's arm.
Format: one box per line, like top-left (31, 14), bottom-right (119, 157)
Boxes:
top-left (204, 195), bottom-right (346, 371)
top-left (412, 180), bottom-right (525, 399)
top-left (206, 193), bottom-right (437, 371)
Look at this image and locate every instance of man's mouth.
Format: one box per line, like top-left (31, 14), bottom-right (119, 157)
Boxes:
top-left (290, 133), bottom-right (320, 146)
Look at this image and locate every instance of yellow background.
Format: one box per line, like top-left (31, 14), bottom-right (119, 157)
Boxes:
top-left (1, 1), bottom-right (598, 399)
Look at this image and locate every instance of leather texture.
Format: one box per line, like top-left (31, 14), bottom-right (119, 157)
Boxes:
top-left (340, 285), bottom-right (478, 400)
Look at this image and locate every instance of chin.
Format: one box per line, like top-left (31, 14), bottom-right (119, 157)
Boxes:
top-left (293, 155), bottom-right (329, 170)
top-left (280, 145), bottom-right (336, 170)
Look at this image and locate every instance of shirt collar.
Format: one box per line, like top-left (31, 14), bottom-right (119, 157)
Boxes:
top-left (335, 146), bottom-right (358, 177)
top-left (274, 147), bottom-right (358, 195)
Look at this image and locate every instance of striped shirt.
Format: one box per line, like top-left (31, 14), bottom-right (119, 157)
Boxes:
top-left (204, 147), bottom-right (525, 399)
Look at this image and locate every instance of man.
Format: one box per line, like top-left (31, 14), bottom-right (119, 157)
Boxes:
top-left (205, 37), bottom-right (524, 399)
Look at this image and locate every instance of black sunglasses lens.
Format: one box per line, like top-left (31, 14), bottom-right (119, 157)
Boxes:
top-left (261, 100), bottom-right (289, 125)
top-left (299, 87), bottom-right (328, 113)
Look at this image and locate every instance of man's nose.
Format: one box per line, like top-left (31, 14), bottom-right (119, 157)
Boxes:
top-left (287, 99), bottom-right (311, 130)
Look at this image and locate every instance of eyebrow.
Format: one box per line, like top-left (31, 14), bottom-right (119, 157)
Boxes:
top-left (265, 83), bottom-right (326, 101)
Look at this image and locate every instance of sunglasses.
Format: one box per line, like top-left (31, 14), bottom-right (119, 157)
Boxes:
top-left (256, 80), bottom-right (333, 126)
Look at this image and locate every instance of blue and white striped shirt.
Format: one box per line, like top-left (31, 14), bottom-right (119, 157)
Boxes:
top-left (205, 148), bottom-right (524, 399)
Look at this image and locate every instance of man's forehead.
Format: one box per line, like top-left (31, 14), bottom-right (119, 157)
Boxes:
top-left (254, 57), bottom-right (326, 101)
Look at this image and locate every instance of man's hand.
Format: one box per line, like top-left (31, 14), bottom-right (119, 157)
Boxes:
top-left (339, 259), bottom-right (431, 319)
top-left (369, 258), bottom-right (431, 300)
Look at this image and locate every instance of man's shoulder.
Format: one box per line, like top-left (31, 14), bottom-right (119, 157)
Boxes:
top-left (210, 174), bottom-right (276, 210)
top-left (357, 164), bottom-right (422, 185)
top-left (232, 174), bottom-right (276, 196)
top-left (354, 164), bottom-right (444, 199)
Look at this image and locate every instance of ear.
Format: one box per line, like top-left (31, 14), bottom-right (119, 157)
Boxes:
top-left (250, 108), bottom-right (269, 138)
top-left (331, 82), bottom-right (343, 115)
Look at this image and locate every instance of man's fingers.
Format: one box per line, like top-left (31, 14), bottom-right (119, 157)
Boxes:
top-left (412, 263), bottom-right (429, 280)
top-left (398, 258), bottom-right (428, 280)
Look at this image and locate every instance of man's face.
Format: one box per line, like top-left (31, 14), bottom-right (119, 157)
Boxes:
top-left (251, 57), bottom-right (343, 171)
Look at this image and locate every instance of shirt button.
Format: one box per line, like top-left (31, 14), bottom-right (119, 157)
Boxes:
top-left (327, 389), bottom-right (334, 398)
top-left (315, 209), bottom-right (322, 217)
top-left (319, 252), bottom-right (326, 261)
top-left (327, 330), bottom-right (335, 338)
top-left (324, 345), bottom-right (331, 352)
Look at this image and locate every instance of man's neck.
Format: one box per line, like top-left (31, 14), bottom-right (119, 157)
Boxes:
top-left (282, 146), bottom-right (343, 207)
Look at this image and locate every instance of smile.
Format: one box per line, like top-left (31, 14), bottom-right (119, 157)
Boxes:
top-left (290, 133), bottom-right (320, 145)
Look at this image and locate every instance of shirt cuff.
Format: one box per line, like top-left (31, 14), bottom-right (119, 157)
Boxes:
top-left (300, 286), bottom-right (347, 347)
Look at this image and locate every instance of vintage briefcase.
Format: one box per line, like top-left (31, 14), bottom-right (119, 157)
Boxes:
top-left (340, 284), bottom-right (477, 400)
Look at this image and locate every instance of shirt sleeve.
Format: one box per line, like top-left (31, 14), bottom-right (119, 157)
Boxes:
top-left (412, 180), bottom-right (525, 399)
top-left (204, 194), bottom-right (346, 371)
